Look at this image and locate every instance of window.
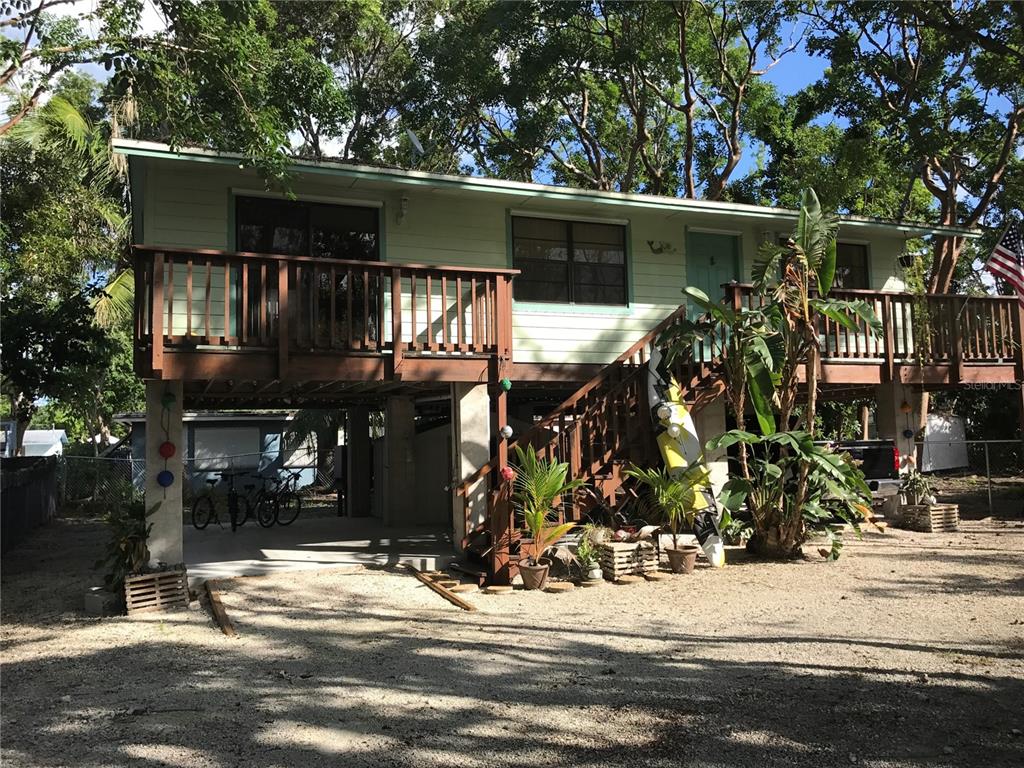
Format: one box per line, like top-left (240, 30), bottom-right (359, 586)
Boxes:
top-left (511, 216), bottom-right (627, 305)
top-left (236, 196), bottom-right (379, 260)
top-left (835, 242), bottom-right (869, 289)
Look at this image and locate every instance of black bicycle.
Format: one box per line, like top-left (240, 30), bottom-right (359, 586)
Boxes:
top-left (252, 469), bottom-right (303, 527)
top-left (191, 470), bottom-right (254, 532)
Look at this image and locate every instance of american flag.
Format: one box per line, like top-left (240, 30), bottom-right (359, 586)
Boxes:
top-left (985, 222), bottom-right (1024, 306)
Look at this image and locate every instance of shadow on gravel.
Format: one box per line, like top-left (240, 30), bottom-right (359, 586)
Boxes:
top-left (3, 520), bottom-right (1023, 768)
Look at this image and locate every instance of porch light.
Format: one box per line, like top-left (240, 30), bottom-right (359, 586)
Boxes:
top-left (499, 424), bottom-right (513, 440)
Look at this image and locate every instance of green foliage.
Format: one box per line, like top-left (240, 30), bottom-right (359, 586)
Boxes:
top-left (709, 430), bottom-right (872, 558)
top-left (623, 463), bottom-right (711, 548)
top-left (511, 444), bottom-right (584, 564)
top-left (573, 524), bottom-right (600, 569)
top-left (94, 500), bottom-right (158, 599)
top-left (900, 469), bottom-right (934, 506)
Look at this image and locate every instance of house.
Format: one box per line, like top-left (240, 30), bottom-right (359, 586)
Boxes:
top-left (113, 139), bottom-right (1024, 583)
top-left (16, 429), bottom-right (69, 458)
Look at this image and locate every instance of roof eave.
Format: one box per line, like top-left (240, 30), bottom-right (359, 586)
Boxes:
top-left (111, 139), bottom-right (983, 240)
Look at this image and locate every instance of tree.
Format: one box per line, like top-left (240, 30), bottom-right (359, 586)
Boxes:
top-left (805, 0), bottom-right (1024, 293)
top-left (1, 288), bottom-right (113, 453)
top-left (2, 72), bottom-right (141, 449)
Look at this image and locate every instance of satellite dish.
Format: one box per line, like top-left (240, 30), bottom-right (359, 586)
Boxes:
top-left (406, 128), bottom-right (425, 164)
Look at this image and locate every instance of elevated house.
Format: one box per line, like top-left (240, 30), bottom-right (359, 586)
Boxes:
top-left (115, 139), bottom-right (1024, 583)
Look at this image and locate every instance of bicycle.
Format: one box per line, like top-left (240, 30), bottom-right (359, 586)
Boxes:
top-left (252, 468), bottom-right (304, 527)
top-left (191, 470), bottom-right (255, 532)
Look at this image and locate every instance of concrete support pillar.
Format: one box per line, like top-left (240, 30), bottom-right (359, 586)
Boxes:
top-left (450, 383), bottom-right (491, 551)
top-left (144, 380), bottom-right (184, 566)
top-left (346, 406), bottom-right (372, 517)
top-left (875, 382), bottom-right (928, 473)
top-left (382, 397), bottom-right (416, 526)
top-left (693, 396), bottom-right (728, 497)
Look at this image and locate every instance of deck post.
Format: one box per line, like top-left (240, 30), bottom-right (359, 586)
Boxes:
top-left (450, 383), bottom-right (491, 553)
top-left (381, 397), bottom-right (416, 526)
top-left (144, 380), bottom-right (184, 566)
top-left (880, 294), bottom-right (894, 382)
top-left (875, 382), bottom-right (928, 473)
top-left (346, 406), bottom-right (372, 517)
top-left (951, 296), bottom-right (965, 382)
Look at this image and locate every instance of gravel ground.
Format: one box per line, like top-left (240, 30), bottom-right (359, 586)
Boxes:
top-left (3, 516), bottom-right (1023, 768)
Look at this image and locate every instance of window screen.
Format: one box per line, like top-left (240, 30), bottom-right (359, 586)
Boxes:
top-left (835, 243), bottom-right (869, 289)
top-left (511, 216), bottom-right (627, 305)
top-left (236, 197), bottom-right (379, 260)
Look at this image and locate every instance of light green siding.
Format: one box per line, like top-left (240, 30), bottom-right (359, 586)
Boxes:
top-left (140, 158), bottom-right (912, 365)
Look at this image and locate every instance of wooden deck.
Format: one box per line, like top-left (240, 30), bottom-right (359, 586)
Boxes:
top-left (133, 246), bottom-right (517, 397)
top-left (730, 284), bottom-right (1023, 389)
top-left (132, 246), bottom-right (1022, 404)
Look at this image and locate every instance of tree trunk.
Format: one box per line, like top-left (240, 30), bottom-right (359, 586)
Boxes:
top-left (747, 525), bottom-right (803, 559)
top-left (927, 235), bottom-right (962, 294)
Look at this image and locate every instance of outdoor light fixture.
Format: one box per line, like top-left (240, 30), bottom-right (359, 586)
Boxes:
top-left (499, 424), bottom-right (513, 440)
top-left (397, 195), bottom-right (409, 224)
top-left (656, 403), bottom-right (672, 420)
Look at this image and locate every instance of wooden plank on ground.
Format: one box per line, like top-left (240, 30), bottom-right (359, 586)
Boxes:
top-left (204, 579), bottom-right (236, 637)
top-left (403, 564), bottom-right (477, 612)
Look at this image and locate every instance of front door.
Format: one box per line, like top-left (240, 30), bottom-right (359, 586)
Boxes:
top-left (685, 230), bottom-right (740, 362)
top-left (685, 230), bottom-right (740, 303)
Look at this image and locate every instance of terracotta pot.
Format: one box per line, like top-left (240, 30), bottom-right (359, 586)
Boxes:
top-left (519, 561), bottom-right (550, 590)
top-left (665, 545), bottom-right (700, 574)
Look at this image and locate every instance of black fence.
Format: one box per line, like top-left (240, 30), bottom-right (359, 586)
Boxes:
top-left (1, 456), bottom-right (59, 552)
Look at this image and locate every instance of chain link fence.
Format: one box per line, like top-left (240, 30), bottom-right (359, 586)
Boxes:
top-left (915, 439), bottom-right (1023, 518)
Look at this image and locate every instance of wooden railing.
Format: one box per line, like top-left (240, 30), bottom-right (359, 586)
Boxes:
top-left (456, 302), bottom-right (727, 583)
top-left (133, 246), bottom-right (517, 377)
top-left (730, 284), bottom-right (1024, 376)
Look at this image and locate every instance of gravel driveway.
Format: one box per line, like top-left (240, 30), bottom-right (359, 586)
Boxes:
top-left (3, 516), bottom-right (1023, 767)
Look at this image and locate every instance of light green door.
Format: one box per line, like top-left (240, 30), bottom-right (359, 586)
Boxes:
top-left (685, 231), bottom-right (740, 361)
top-left (685, 230), bottom-right (740, 303)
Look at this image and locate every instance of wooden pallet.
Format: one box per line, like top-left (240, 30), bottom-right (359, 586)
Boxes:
top-left (899, 503), bottom-right (960, 533)
top-left (599, 541), bottom-right (657, 580)
top-left (125, 568), bottom-right (190, 615)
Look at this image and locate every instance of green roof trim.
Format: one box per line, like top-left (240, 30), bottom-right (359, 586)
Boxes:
top-left (111, 139), bottom-right (982, 240)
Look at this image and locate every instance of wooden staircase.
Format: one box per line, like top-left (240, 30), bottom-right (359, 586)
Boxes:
top-left (454, 304), bottom-right (727, 584)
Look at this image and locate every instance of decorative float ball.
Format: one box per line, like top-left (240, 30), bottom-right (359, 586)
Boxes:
top-left (899, 401), bottom-right (913, 414)
top-left (500, 466), bottom-right (516, 482)
top-left (158, 441), bottom-right (176, 459)
top-left (156, 470), bottom-right (175, 488)
top-left (161, 391), bottom-right (177, 408)
top-left (498, 424), bottom-right (514, 440)
top-left (656, 403), bottom-right (672, 420)
top-left (499, 378), bottom-right (512, 392)
top-left (902, 429), bottom-right (915, 439)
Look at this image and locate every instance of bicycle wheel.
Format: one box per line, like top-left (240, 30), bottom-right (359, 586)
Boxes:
top-left (234, 495), bottom-right (253, 528)
top-left (275, 492), bottom-right (302, 526)
top-left (192, 495), bottom-right (216, 530)
top-left (256, 495), bottom-right (277, 528)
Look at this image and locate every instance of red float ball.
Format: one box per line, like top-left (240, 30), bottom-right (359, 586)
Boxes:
top-left (158, 441), bottom-right (176, 459)
top-left (500, 465), bottom-right (516, 482)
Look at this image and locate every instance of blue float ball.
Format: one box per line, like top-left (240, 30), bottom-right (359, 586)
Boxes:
top-left (156, 470), bottom-right (174, 487)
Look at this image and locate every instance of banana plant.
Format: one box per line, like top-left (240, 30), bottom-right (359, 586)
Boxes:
top-left (512, 445), bottom-right (585, 565)
top-left (708, 430), bottom-right (873, 559)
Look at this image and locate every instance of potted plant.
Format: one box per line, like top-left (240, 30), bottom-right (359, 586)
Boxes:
top-left (900, 469), bottom-right (934, 506)
top-left (624, 463), bottom-right (711, 574)
top-left (511, 445), bottom-right (585, 590)
top-left (94, 499), bottom-right (158, 611)
top-left (574, 524), bottom-right (605, 582)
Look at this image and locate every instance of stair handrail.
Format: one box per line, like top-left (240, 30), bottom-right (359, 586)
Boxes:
top-left (455, 303), bottom-right (692, 500)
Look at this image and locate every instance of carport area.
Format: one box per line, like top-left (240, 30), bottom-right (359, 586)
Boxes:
top-left (184, 514), bottom-right (452, 583)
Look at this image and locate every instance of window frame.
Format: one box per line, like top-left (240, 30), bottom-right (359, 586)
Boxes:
top-left (509, 213), bottom-right (630, 307)
top-left (834, 240), bottom-right (871, 290)
top-left (233, 192), bottom-right (383, 261)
